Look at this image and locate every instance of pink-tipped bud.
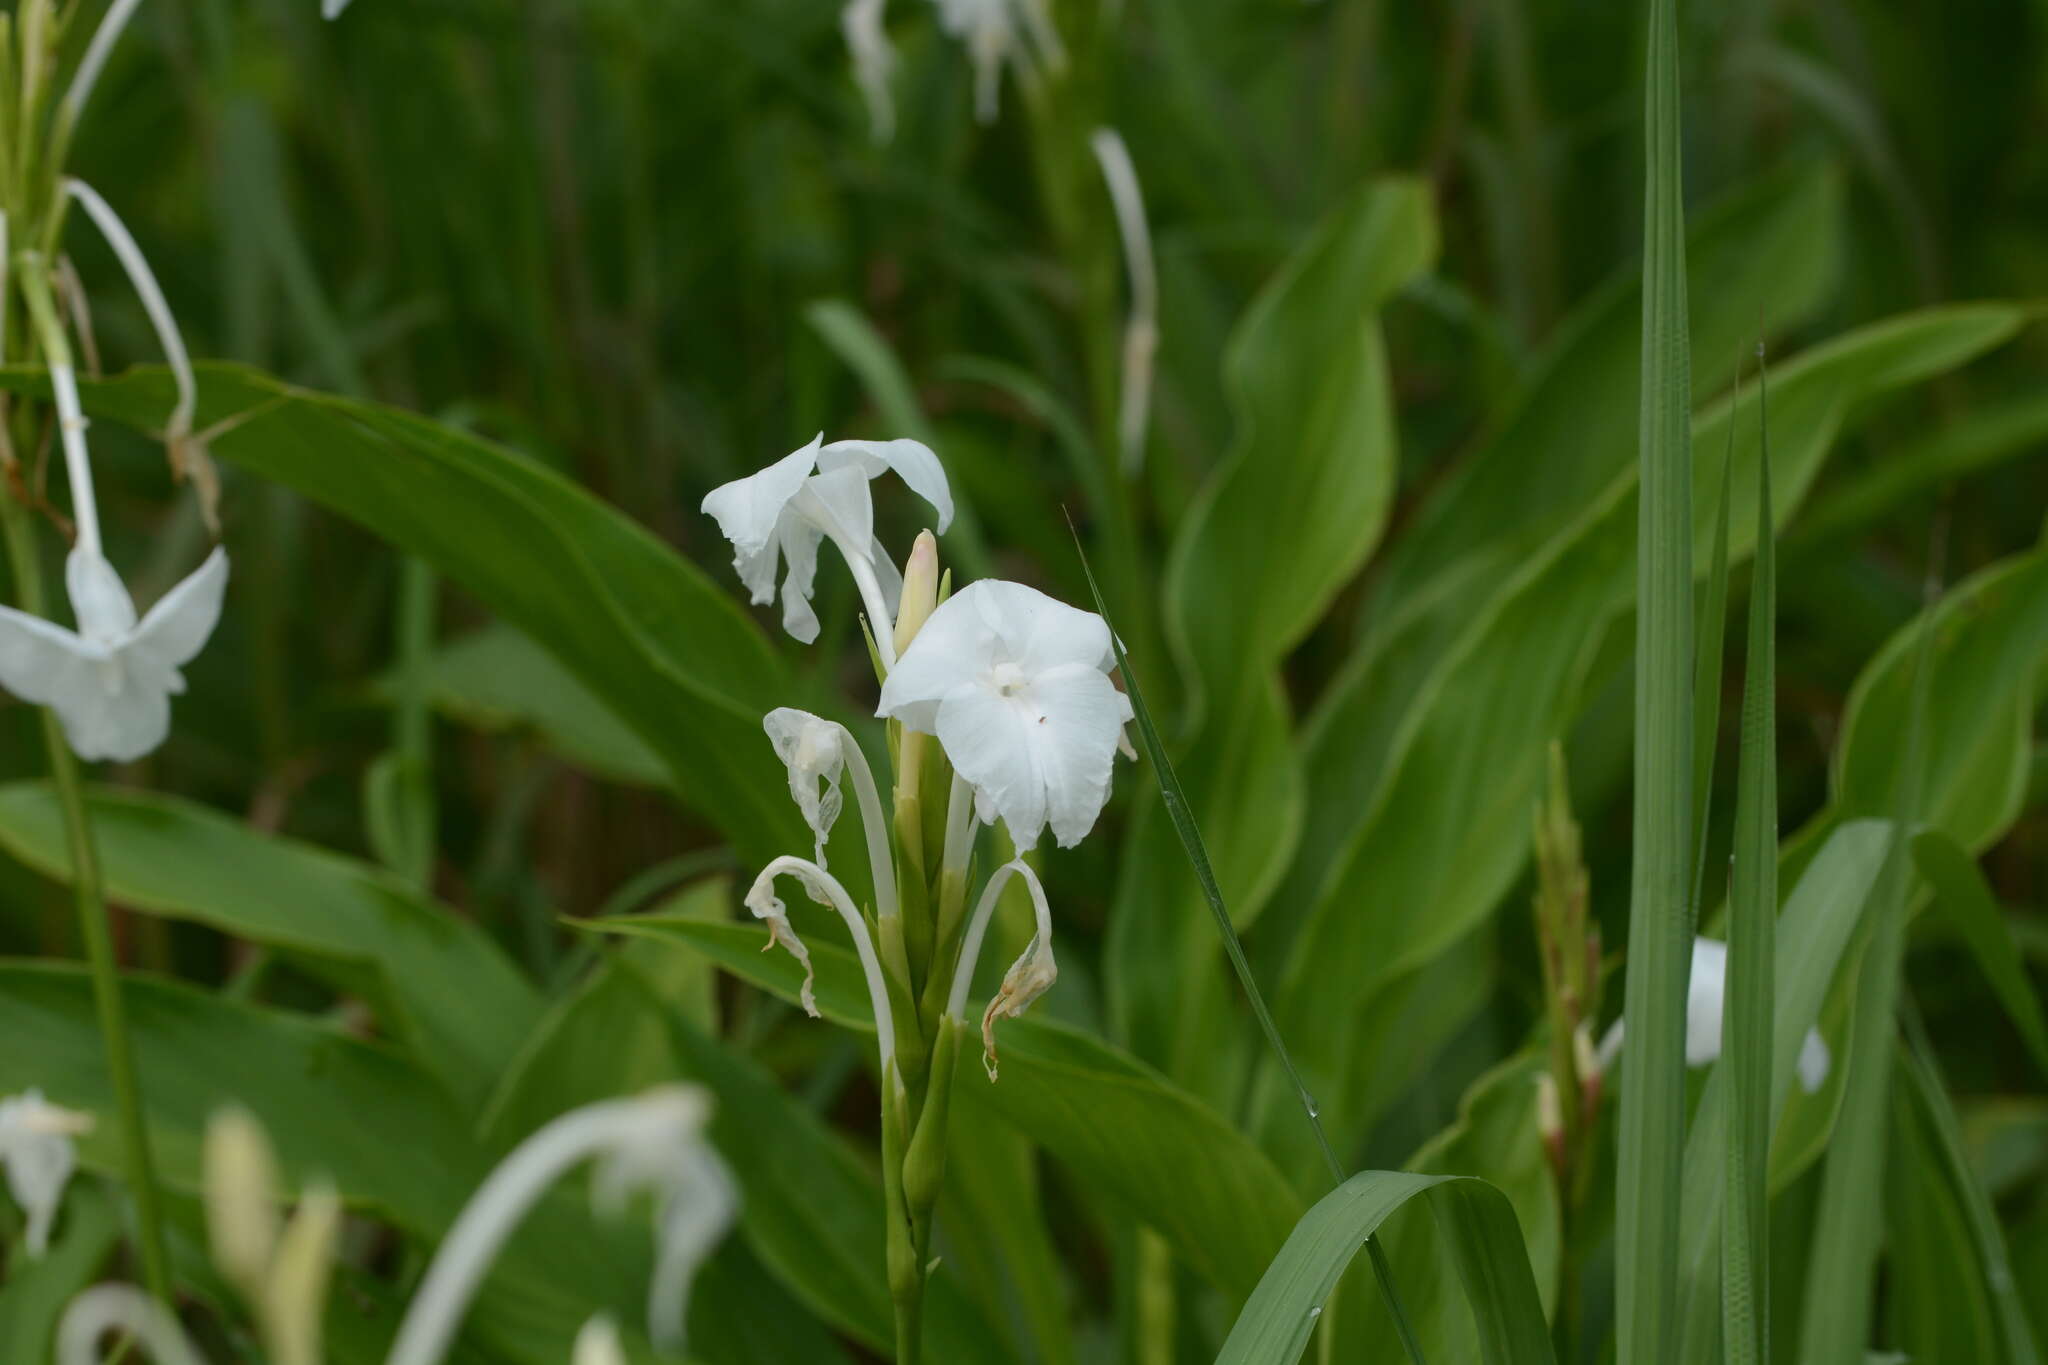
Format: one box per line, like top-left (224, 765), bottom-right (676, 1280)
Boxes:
top-left (892, 530), bottom-right (940, 656)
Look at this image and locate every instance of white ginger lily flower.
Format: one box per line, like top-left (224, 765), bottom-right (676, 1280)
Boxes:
top-left (946, 859), bottom-right (1058, 1079)
top-left (386, 1087), bottom-right (735, 1365)
top-left (701, 435), bottom-right (952, 666)
top-left (0, 542), bottom-right (229, 762)
top-left (0, 1090), bottom-right (92, 1258)
top-left (841, 0), bottom-right (896, 142)
top-left (1597, 936), bottom-right (1831, 1094)
top-left (763, 707), bottom-right (897, 916)
top-left (931, 0), bottom-right (1064, 122)
top-left (877, 580), bottom-right (1131, 849)
top-left (744, 857), bottom-right (899, 1079)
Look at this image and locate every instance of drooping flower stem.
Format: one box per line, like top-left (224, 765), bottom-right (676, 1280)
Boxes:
top-left (2, 259), bottom-right (173, 1307)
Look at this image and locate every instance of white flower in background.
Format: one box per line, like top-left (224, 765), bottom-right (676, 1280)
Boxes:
top-left (877, 580), bottom-right (1131, 849)
top-left (1090, 129), bottom-right (1158, 476)
top-left (385, 1087), bottom-right (735, 1365)
top-left (841, 0), bottom-right (896, 142)
top-left (203, 1107), bottom-right (342, 1365)
top-left (0, 1090), bottom-right (93, 1258)
top-left (931, 0), bottom-right (1065, 122)
top-left (1596, 936), bottom-right (1831, 1094)
top-left (0, 543), bottom-right (229, 762)
top-left (946, 860), bottom-right (1058, 1079)
top-left (701, 435), bottom-right (952, 666)
top-left (57, 1284), bottom-right (208, 1365)
top-left (323, 0), bottom-right (355, 16)
top-left (573, 1317), bottom-right (627, 1365)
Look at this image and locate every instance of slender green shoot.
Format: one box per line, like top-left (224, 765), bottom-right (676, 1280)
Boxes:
top-left (1691, 365), bottom-right (1738, 911)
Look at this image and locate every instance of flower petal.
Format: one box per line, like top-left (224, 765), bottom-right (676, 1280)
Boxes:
top-left (700, 436), bottom-right (820, 558)
top-left (818, 438), bottom-right (954, 533)
top-left (1684, 937), bottom-right (1727, 1067)
top-left (1024, 662), bottom-right (1128, 847)
top-left (763, 708), bottom-right (845, 865)
top-left (969, 579), bottom-right (1112, 675)
top-left (877, 589), bottom-right (1000, 734)
top-left (776, 516), bottom-right (825, 644)
top-left (65, 546), bottom-right (137, 641)
top-left (935, 683), bottom-right (1048, 848)
top-left (790, 464), bottom-right (876, 556)
top-left (129, 547), bottom-right (229, 672)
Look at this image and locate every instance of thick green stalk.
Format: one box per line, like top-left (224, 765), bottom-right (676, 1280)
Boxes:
top-left (0, 497), bottom-right (171, 1304)
top-left (1616, 0), bottom-right (1693, 1359)
top-left (1720, 365), bottom-right (1776, 1365)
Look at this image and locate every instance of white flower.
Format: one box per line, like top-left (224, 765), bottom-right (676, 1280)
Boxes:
top-left (1596, 936), bottom-right (1831, 1095)
top-left (0, 1090), bottom-right (93, 1258)
top-left (386, 1088), bottom-right (735, 1365)
top-left (700, 435), bottom-right (952, 664)
top-left (841, 0), bottom-right (896, 142)
top-left (877, 580), bottom-right (1131, 849)
top-left (58, 1284), bottom-right (207, 1365)
top-left (0, 544), bottom-right (229, 762)
top-left (931, 0), bottom-right (1064, 122)
top-left (764, 708), bottom-right (847, 866)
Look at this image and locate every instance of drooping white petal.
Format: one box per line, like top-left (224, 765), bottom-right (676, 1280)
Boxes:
top-left (129, 547), bottom-right (230, 672)
top-left (700, 437), bottom-right (821, 563)
top-left (979, 864), bottom-right (1057, 1078)
top-left (0, 608), bottom-right (101, 712)
top-left (0, 1091), bottom-right (92, 1258)
top-left (764, 708), bottom-right (846, 866)
top-left (935, 683), bottom-right (1049, 847)
top-left (55, 677), bottom-right (173, 766)
top-left (818, 438), bottom-right (954, 533)
top-left (776, 516), bottom-right (825, 643)
top-left (744, 875), bottom-right (819, 1018)
top-left (65, 546), bottom-right (136, 642)
top-left (646, 1142), bottom-right (738, 1347)
top-left (1025, 663), bottom-right (1132, 847)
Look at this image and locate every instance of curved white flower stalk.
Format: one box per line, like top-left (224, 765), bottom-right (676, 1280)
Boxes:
top-left (385, 1087), bottom-right (734, 1365)
top-left (62, 177), bottom-right (220, 530)
top-left (743, 855), bottom-right (898, 1076)
top-left (57, 0), bottom-right (144, 134)
top-left (1089, 129), bottom-right (1159, 477)
top-left (57, 1283), bottom-right (207, 1365)
top-left (841, 0), bottom-right (896, 142)
top-left (700, 435), bottom-right (952, 667)
top-left (1596, 936), bottom-right (1830, 1094)
top-left (0, 1089), bottom-right (92, 1257)
top-left (945, 859), bottom-right (1057, 1079)
top-left (877, 579), bottom-right (1132, 849)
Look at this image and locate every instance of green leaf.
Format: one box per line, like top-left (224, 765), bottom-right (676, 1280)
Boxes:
top-left (1911, 830), bottom-right (2048, 1080)
top-left (0, 1181), bottom-right (120, 1364)
top-left (1214, 1168), bottom-right (1554, 1365)
top-left (1673, 819), bottom-right (1895, 1364)
top-left (383, 624), bottom-right (667, 787)
top-left (1110, 176), bottom-right (1435, 1117)
top-left (3, 361), bottom-right (805, 869)
top-left (1721, 367), bottom-right (1779, 1365)
top-left (1261, 303), bottom-right (2025, 1187)
top-left (584, 915), bottom-right (1304, 1302)
top-left (1617, 1), bottom-right (1698, 1354)
top-left (0, 784), bottom-right (540, 1108)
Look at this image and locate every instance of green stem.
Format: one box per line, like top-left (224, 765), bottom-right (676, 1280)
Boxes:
top-left (0, 499), bottom-right (170, 1304)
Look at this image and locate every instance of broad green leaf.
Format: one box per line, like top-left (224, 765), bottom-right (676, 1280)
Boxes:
top-left (586, 915), bottom-right (1304, 1302)
top-left (5, 362), bottom-right (805, 869)
top-left (1261, 303), bottom-right (2025, 1188)
top-left (1215, 1166), bottom-right (1554, 1365)
top-left (0, 784), bottom-right (540, 1108)
top-left (1912, 830), bottom-right (2048, 1080)
top-left (1673, 820), bottom-right (1894, 1365)
top-left (1283, 165), bottom-right (1844, 930)
top-left (1110, 176), bottom-right (1436, 1099)
top-left (386, 624), bottom-right (667, 787)
top-left (1336, 1055), bottom-right (1560, 1361)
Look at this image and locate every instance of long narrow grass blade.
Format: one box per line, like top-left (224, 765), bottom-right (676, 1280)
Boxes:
top-left (1911, 829), bottom-right (2048, 1080)
top-left (1796, 529), bottom-right (1944, 1365)
top-left (1616, 0), bottom-right (1695, 1357)
top-left (1068, 522), bottom-right (1427, 1365)
top-left (1691, 371), bottom-right (1738, 908)
top-left (1721, 352), bottom-right (1777, 1365)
